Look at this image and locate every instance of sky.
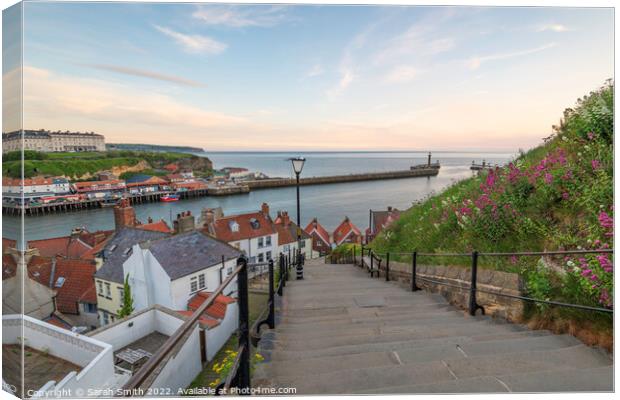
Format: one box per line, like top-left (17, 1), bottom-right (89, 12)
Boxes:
top-left (2, 2), bottom-right (614, 151)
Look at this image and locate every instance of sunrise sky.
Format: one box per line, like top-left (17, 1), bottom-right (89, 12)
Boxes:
top-left (2, 3), bottom-right (614, 151)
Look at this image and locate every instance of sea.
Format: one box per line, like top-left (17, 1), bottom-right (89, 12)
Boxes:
top-left (2, 151), bottom-right (515, 241)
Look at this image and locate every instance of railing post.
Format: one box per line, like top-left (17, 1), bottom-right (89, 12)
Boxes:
top-left (370, 250), bottom-right (374, 277)
top-left (236, 256), bottom-right (251, 390)
top-left (385, 252), bottom-right (390, 281)
top-left (278, 254), bottom-right (285, 295)
top-left (267, 258), bottom-right (275, 329)
top-left (296, 248), bottom-right (304, 280)
top-left (411, 251), bottom-right (420, 291)
top-left (468, 251), bottom-right (484, 316)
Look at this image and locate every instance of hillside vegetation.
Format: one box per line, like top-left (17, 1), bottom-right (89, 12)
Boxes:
top-left (2, 150), bottom-right (213, 179)
top-left (369, 81), bottom-right (613, 335)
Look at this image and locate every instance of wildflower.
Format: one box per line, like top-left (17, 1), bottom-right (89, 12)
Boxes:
top-left (598, 211), bottom-right (613, 229)
top-left (544, 172), bottom-right (553, 184)
top-left (591, 159), bottom-right (602, 170)
top-left (587, 131), bottom-right (595, 140)
top-left (562, 192), bottom-right (569, 200)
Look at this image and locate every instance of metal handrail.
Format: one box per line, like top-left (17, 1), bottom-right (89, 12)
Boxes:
top-left (221, 344), bottom-right (246, 392)
top-left (365, 248), bottom-right (614, 315)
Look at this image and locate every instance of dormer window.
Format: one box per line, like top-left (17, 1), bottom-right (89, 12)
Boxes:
top-left (250, 218), bottom-right (260, 229)
top-left (229, 221), bottom-right (239, 232)
top-left (55, 277), bottom-right (65, 288)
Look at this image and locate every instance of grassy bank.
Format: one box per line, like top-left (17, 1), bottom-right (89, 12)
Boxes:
top-left (2, 150), bottom-right (212, 179)
top-left (365, 81), bottom-right (613, 340)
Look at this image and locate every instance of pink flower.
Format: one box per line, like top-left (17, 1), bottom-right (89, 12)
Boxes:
top-left (598, 211), bottom-right (613, 229)
top-left (587, 132), bottom-right (595, 140)
top-left (544, 172), bottom-right (553, 184)
top-left (591, 159), bottom-right (602, 170)
top-left (510, 255), bottom-right (518, 265)
top-left (562, 192), bottom-right (570, 200)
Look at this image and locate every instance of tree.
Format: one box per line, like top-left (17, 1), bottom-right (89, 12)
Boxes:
top-left (117, 274), bottom-right (134, 318)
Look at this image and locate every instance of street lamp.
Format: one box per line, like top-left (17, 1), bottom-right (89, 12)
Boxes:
top-left (289, 157), bottom-right (305, 279)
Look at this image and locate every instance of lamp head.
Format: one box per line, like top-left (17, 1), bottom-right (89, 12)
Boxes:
top-left (289, 157), bottom-right (306, 174)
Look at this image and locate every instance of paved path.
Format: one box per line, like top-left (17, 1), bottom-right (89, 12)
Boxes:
top-left (254, 260), bottom-right (613, 394)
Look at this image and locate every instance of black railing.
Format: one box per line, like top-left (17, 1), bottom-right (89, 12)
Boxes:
top-left (359, 246), bottom-right (614, 315)
top-left (121, 253), bottom-right (304, 396)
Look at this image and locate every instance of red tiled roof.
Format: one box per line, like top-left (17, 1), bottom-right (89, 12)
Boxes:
top-left (2, 238), bottom-right (17, 252)
top-left (2, 177), bottom-right (67, 186)
top-left (333, 217), bottom-right (362, 245)
top-left (53, 258), bottom-right (97, 314)
top-left (80, 239), bottom-right (109, 260)
top-left (77, 230), bottom-right (114, 247)
top-left (187, 292), bottom-right (237, 320)
top-left (164, 163), bottom-right (179, 172)
top-left (126, 176), bottom-right (167, 187)
top-left (73, 180), bottom-right (125, 192)
top-left (44, 314), bottom-right (73, 330)
top-left (172, 182), bottom-right (207, 190)
top-left (2, 254), bottom-right (17, 280)
top-left (304, 218), bottom-right (331, 246)
top-left (28, 236), bottom-right (92, 259)
top-left (136, 220), bottom-right (172, 233)
top-left (208, 211), bottom-right (275, 242)
top-left (176, 310), bottom-right (221, 329)
top-left (274, 212), bottom-right (310, 246)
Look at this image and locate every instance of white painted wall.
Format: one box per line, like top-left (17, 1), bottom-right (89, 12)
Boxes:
top-left (123, 246), bottom-right (173, 311)
top-left (169, 258), bottom-right (238, 309)
top-left (3, 315), bottom-right (115, 397)
top-left (278, 237), bottom-right (313, 261)
top-left (205, 302), bottom-right (239, 361)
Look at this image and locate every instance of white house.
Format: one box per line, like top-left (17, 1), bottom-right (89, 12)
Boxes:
top-left (2, 177), bottom-right (71, 198)
top-left (203, 203), bottom-right (278, 265)
top-left (122, 230), bottom-right (242, 312)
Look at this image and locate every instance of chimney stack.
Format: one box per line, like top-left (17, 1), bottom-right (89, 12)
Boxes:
top-left (175, 210), bottom-right (195, 234)
top-left (261, 202), bottom-right (270, 217)
top-left (312, 217), bottom-right (318, 228)
top-left (114, 198), bottom-right (137, 231)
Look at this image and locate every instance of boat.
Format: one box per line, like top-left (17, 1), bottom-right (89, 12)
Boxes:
top-left (99, 198), bottom-right (120, 208)
top-left (161, 194), bottom-right (180, 202)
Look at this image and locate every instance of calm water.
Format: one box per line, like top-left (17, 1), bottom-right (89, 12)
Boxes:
top-left (2, 151), bottom-right (514, 242)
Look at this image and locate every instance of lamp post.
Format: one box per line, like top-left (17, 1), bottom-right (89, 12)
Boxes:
top-left (289, 157), bottom-right (305, 279)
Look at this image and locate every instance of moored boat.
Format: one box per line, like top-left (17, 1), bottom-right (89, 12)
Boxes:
top-left (161, 194), bottom-right (180, 202)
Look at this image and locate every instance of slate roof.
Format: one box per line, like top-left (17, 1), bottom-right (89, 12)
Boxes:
top-left (369, 208), bottom-right (402, 235)
top-left (148, 231), bottom-right (242, 280)
top-left (94, 228), bottom-right (170, 283)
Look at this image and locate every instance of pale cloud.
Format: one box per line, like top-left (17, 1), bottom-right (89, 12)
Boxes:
top-left (384, 65), bottom-right (417, 84)
top-left (83, 64), bottom-right (208, 88)
top-left (20, 66), bottom-right (251, 146)
top-left (305, 64), bottom-right (324, 78)
top-left (537, 23), bottom-right (569, 33)
top-left (467, 43), bottom-right (557, 70)
top-left (154, 25), bottom-right (227, 54)
top-left (326, 67), bottom-right (355, 99)
top-left (192, 5), bottom-right (287, 28)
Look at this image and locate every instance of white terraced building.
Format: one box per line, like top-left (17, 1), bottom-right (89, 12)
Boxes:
top-left (2, 129), bottom-right (105, 153)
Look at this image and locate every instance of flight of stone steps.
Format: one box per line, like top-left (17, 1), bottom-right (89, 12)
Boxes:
top-left (253, 259), bottom-right (613, 394)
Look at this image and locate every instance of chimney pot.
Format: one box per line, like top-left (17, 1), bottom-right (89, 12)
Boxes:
top-left (261, 203), bottom-right (270, 216)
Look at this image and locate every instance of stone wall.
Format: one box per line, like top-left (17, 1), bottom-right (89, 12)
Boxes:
top-left (356, 258), bottom-right (524, 321)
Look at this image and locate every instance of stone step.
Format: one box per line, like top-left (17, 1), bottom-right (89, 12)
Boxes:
top-left (273, 314), bottom-right (491, 338)
top-left (359, 366), bottom-right (614, 393)
top-left (279, 302), bottom-right (456, 322)
top-left (264, 321), bottom-right (528, 351)
top-left (276, 309), bottom-right (468, 329)
top-left (262, 345), bottom-right (611, 394)
top-left (259, 330), bottom-right (553, 362)
top-left (256, 334), bottom-right (581, 378)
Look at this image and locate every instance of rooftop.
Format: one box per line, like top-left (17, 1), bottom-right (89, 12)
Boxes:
top-left (147, 231), bottom-right (242, 280)
top-left (207, 210), bottom-right (276, 242)
top-left (304, 218), bottom-right (331, 245)
top-left (3, 344), bottom-right (81, 398)
top-left (333, 217), bottom-right (362, 245)
top-left (94, 227), bottom-right (170, 283)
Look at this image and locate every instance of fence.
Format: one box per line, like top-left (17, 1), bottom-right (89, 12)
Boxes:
top-left (354, 246), bottom-right (614, 315)
top-left (120, 249), bottom-right (304, 396)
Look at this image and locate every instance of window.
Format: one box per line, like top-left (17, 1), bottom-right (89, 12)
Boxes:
top-left (283, 244), bottom-right (290, 252)
top-left (198, 274), bottom-right (206, 289)
top-left (97, 281), bottom-right (104, 296)
top-left (301, 240), bottom-right (306, 248)
top-left (258, 237), bottom-right (264, 248)
top-left (227, 267), bottom-right (233, 275)
top-left (266, 236), bottom-right (272, 246)
top-left (258, 253), bottom-right (264, 262)
top-left (118, 287), bottom-right (124, 302)
top-left (84, 303), bottom-right (97, 313)
top-left (104, 283), bottom-right (111, 298)
top-left (250, 256), bottom-right (256, 263)
top-left (190, 276), bottom-right (198, 292)
top-left (266, 251), bottom-right (272, 261)
top-left (102, 312), bottom-right (109, 325)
